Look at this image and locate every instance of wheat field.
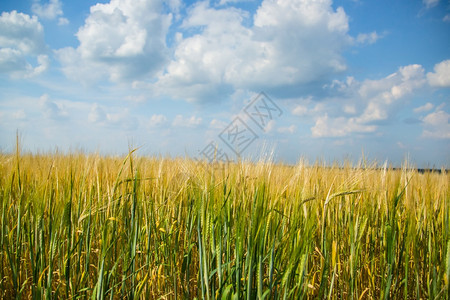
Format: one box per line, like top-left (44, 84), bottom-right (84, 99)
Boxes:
top-left (0, 148), bottom-right (448, 299)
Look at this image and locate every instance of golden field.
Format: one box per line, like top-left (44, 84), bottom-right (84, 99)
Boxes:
top-left (0, 149), bottom-right (449, 299)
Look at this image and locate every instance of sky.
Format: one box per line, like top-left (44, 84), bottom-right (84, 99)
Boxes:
top-left (0, 0), bottom-right (449, 167)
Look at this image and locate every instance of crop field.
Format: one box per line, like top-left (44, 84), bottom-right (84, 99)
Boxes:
top-left (0, 149), bottom-right (449, 299)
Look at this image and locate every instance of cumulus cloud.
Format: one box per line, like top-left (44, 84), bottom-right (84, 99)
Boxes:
top-left (357, 64), bottom-right (426, 123)
top-left (88, 103), bottom-right (138, 130)
top-left (291, 97), bottom-right (324, 118)
top-left (421, 108), bottom-right (450, 139)
top-left (413, 102), bottom-right (434, 113)
top-left (427, 59), bottom-right (450, 87)
top-left (58, 17), bottom-right (69, 25)
top-left (88, 103), bottom-right (107, 123)
top-left (0, 49), bottom-right (30, 75)
top-left (0, 11), bottom-right (49, 78)
top-left (343, 104), bottom-right (356, 114)
top-left (219, 0), bottom-right (254, 5)
top-left (311, 114), bottom-right (376, 137)
top-left (356, 31), bottom-right (381, 45)
top-left (149, 114), bottom-right (167, 127)
top-left (210, 119), bottom-right (228, 129)
top-left (53, 0), bottom-right (388, 103)
top-left (31, 0), bottom-right (63, 20)
top-left (292, 105), bottom-right (308, 116)
top-left (40, 94), bottom-right (68, 120)
top-left (264, 119), bottom-right (276, 132)
top-left (156, 0), bottom-right (352, 102)
top-left (0, 11), bottom-right (46, 53)
top-left (107, 111), bottom-right (139, 130)
top-left (278, 125), bottom-right (296, 134)
top-left (13, 110), bottom-right (26, 120)
top-left (0, 50), bottom-right (49, 78)
top-left (56, 0), bottom-right (171, 83)
top-left (172, 115), bottom-right (202, 127)
top-left (56, 47), bottom-right (103, 84)
top-left (311, 64), bottom-right (427, 137)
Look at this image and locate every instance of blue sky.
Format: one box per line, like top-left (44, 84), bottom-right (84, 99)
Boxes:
top-left (0, 0), bottom-right (449, 167)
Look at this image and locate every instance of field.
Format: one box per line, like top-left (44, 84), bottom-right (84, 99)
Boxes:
top-left (0, 149), bottom-right (449, 299)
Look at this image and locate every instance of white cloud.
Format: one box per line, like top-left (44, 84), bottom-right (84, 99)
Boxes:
top-left (12, 110), bottom-right (26, 120)
top-left (422, 109), bottom-right (446, 126)
top-left (311, 63), bottom-right (427, 137)
top-left (88, 103), bottom-right (138, 130)
top-left (311, 114), bottom-right (376, 137)
top-left (356, 31), bottom-right (381, 45)
top-left (125, 94), bottom-right (147, 103)
top-left (56, 47), bottom-right (103, 84)
top-left (422, 109), bottom-right (450, 139)
top-left (0, 50), bottom-right (49, 78)
top-left (219, 0), bottom-right (254, 5)
top-left (210, 118), bottom-right (228, 129)
top-left (165, 0), bottom-right (182, 15)
top-left (40, 94), bottom-right (68, 120)
top-left (107, 111), bottom-right (138, 130)
top-left (172, 115), bottom-right (202, 127)
top-left (291, 97), bottom-right (325, 118)
top-left (326, 76), bottom-right (357, 91)
top-left (28, 54), bottom-right (49, 77)
top-left (88, 103), bottom-right (107, 123)
top-left (156, 0), bottom-right (352, 102)
top-left (57, 0), bottom-right (171, 83)
top-left (0, 11), bottom-right (49, 78)
top-left (357, 64), bottom-right (426, 123)
top-left (149, 114), bottom-right (167, 127)
top-left (0, 11), bottom-right (46, 54)
top-left (359, 64), bottom-right (425, 99)
top-left (278, 125), bottom-right (296, 134)
top-left (292, 105), bottom-right (308, 116)
top-left (444, 14), bottom-right (450, 22)
top-left (413, 102), bottom-right (434, 113)
top-left (0, 49), bottom-right (29, 74)
top-left (58, 17), bottom-right (69, 25)
top-left (343, 104), bottom-right (356, 114)
top-left (423, 0), bottom-right (439, 8)
top-left (264, 119), bottom-right (276, 132)
top-left (427, 59), bottom-right (450, 87)
top-left (32, 0), bottom-right (63, 20)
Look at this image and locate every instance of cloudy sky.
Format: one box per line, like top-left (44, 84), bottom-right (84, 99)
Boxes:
top-left (0, 0), bottom-right (449, 167)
